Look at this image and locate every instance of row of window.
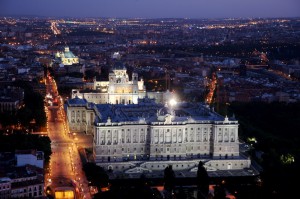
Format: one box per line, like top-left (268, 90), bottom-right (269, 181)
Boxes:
top-left (98, 138), bottom-right (236, 145)
top-left (0, 103), bottom-right (17, 110)
top-left (11, 185), bottom-right (42, 193)
top-left (155, 128), bottom-right (212, 133)
top-left (99, 131), bottom-right (237, 146)
top-left (0, 185), bottom-right (10, 190)
top-left (103, 127), bottom-right (236, 133)
top-left (98, 127), bottom-right (236, 135)
top-left (103, 147), bottom-right (149, 154)
top-left (11, 191), bottom-right (43, 197)
top-left (101, 153), bottom-right (209, 163)
top-left (101, 146), bottom-right (212, 155)
top-left (101, 146), bottom-right (238, 158)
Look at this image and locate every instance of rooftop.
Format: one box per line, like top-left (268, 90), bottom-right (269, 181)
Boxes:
top-left (15, 149), bottom-right (37, 156)
top-left (94, 100), bottom-right (232, 125)
top-left (67, 96), bottom-right (88, 106)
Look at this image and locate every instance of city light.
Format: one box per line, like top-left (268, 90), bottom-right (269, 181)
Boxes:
top-left (169, 99), bottom-right (177, 106)
top-left (0, 9), bottom-right (299, 199)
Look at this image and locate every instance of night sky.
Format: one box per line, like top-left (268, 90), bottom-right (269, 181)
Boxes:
top-left (1, 0), bottom-right (299, 18)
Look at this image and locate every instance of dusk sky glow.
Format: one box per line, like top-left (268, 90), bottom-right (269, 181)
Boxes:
top-left (1, 0), bottom-right (299, 18)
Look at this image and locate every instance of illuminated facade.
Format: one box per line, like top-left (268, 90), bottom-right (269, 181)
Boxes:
top-left (71, 63), bottom-right (174, 104)
top-left (66, 98), bottom-right (251, 173)
top-left (55, 47), bottom-right (79, 66)
top-left (54, 189), bottom-right (75, 199)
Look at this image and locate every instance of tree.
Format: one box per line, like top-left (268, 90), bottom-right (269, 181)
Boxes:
top-left (213, 184), bottom-right (226, 199)
top-left (197, 161), bottom-right (209, 199)
top-left (164, 165), bottom-right (175, 195)
top-left (0, 110), bottom-right (16, 127)
top-left (0, 133), bottom-right (52, 162)
top-left (17, 107), bottom-right (33, 126)
top-left (84, 70), bottom-right (99, 81)
top-left (82, 162), bottom-right (109, 189)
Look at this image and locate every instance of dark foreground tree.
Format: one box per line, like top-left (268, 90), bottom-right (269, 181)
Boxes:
top-left (164, 165), bottom-right (175, 198)
top-left (0, 133), bottom-right (51, 162)
top-left (82, 162), bottom-right (109, 189)
top-left (197, 161), bottom-right (209, 199)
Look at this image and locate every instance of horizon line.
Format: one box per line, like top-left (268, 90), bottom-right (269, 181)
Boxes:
top-left (1, 14), bottom-right (300, 20)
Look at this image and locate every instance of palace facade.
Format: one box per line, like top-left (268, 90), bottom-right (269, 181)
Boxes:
top-left (66, 97), bottom-right (250, 174)
top-left (65, 61), bottom-right (250, 174)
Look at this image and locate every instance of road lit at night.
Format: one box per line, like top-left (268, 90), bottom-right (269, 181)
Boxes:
top-left (45, 74), bottom-right (91, 199)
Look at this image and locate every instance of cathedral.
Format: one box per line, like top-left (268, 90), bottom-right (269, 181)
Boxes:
top-left (55, 46), bottom-right (79, 66)
top-left (71, 62), bottom-right (174, 104)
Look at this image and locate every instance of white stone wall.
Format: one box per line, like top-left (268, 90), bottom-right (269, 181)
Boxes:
top-left (62, 57), bottom-right (79, 65)
top-left (96, 158), bottom-right (251, 173)
top-left (83, 93), bottom-right (109, 104)
top-left (72, 68), bottom-right (145, 105)
top-left (67, 106), bottom-right (95, 134)
top-left (212, 124), bottom-right (239, 158)
top-left (94, 121), bottom-right (240, 164)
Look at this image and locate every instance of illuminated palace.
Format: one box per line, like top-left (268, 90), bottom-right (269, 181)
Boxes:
top-left (66, 96), bottom-right (251, 174)
top-left (66, 62), bottom-right (250, 174)
top-left (71, 62), bottom-right (173, 105)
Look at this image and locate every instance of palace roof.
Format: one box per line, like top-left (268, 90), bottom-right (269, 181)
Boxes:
top-left (94, 100), bottom-right (233, 125)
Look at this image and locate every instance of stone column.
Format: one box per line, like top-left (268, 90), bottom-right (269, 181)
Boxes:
top-left (97, 128), bottom-right (100, 145)
top-left (118, 129), bottom-right (121, 144)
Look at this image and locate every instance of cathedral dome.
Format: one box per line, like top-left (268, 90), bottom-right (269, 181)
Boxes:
top-left (63, 47), bottom-right (76, 58)
top-left (64, 51), bottom-right (76, 58)
top-left (112, 62), bottom-right (126, 70)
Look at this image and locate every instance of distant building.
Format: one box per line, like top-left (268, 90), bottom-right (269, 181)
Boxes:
top-left (9, 166), bottom-right (44, 198)
top-left (0, 162), bottom-right (44, 198)
top-left (55, 46), bottom-right (79, 66)
top-left (0, 98), bottom-right (21, 113)
top-left (0, 86), bottom-right (24, 113)
top-left (0, 177), bottom-right (11, 199)
top-left (0, 152), bottom-right (15, 167)
top-left (15, 150), bottom-right (44, 169)
top-left (112, 52), bottom-right (121, 60)
top-left (66, 97), bottom-right (95, 134)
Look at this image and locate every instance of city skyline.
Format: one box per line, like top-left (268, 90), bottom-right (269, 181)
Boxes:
top-left (0, 9), bottom-right (299, 198)
top-left (1, 0), bottom-right (300, 19)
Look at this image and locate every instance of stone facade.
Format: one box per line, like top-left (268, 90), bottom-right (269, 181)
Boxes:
top-left (65, 61), bottom-right (250, 174)
top-left (71, 64), bottom-right (174, 104)
top-left (65, 98), bottom-right (250, 173)
top-left (94, 118), bottom-right (239, 162)
top-left (66, 98), bottom-right (95, 134)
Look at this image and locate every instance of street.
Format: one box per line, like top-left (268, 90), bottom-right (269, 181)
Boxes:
top-left (45, 74), bottom-right (92, 199)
